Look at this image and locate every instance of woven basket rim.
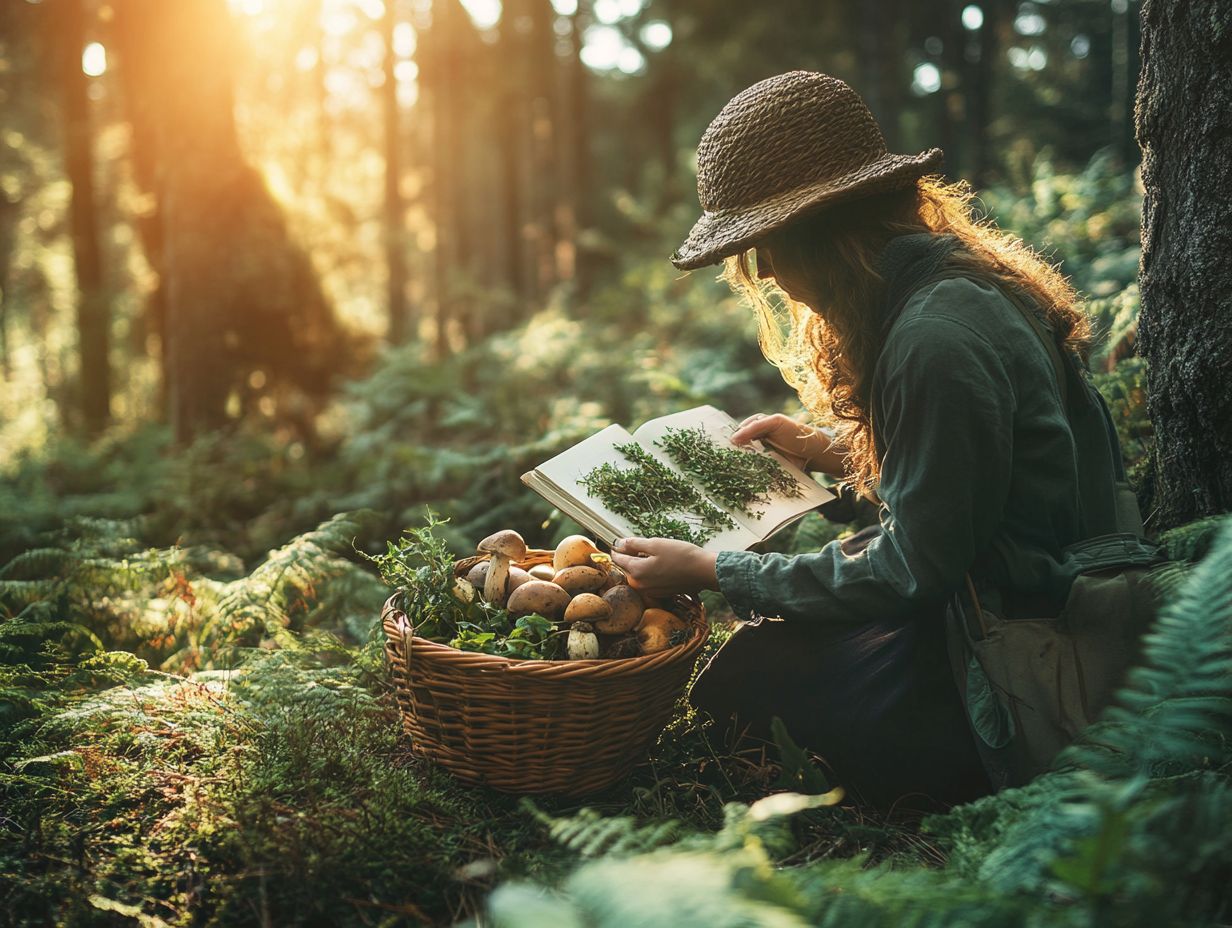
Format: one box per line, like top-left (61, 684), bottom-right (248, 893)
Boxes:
top-left (383, 594), bottom-right (707, 676)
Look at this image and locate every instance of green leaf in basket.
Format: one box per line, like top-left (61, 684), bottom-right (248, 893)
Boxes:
top-left (514, 614), bottom-right (553, 640)
top-left (451, 629), bottom-right (496, 652)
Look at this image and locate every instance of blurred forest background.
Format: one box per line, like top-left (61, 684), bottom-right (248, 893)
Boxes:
top-left (10, 1), bottom-right (1231, 927)
top-left (1, 0), bottom-right (1148, 560)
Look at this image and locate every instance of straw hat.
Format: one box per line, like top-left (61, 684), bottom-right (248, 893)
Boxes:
top-left (670, 71), bottom-right (944, 270)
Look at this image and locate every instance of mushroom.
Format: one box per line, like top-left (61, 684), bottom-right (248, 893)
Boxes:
top-left (465, 561), bottom-right (490, 591)
top-left (564, 593), bottom-right (612, 626)
top-left (602, 634), bottom-right (642, 659)
top-left (598, 563), bottom-right (628, 592)
top-left (553, 535), bottom-right (601, 572)
top-left (507, 567), bottom-right (532, 593)
top-left (636, 608), bottom-right (689, 654)
top-left (567, 621), bottom-right (600, 660)
top-left (506, 580), bottom-right (571, 621)
top-left (596, 585), bottom-right (643, 634)
top-left (452, 576), bottom-right (476, 603)
top-left (553, 565), bottom-right (605, 596)
top-left (528, 563), bottom-right (556, 582)
top-left (476, 530), bottom-right (527, 607)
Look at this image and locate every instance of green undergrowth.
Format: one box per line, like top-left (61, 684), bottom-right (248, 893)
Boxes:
top-left (0, 508), bottom-right (875, 926)
top-left (2, 511), bottom-right (1227, 926)
top-left (485, 516), bottom-right (1232, 928)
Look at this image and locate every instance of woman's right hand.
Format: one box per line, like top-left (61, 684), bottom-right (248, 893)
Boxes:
top-left (731, 413), bottom-right (846, 477)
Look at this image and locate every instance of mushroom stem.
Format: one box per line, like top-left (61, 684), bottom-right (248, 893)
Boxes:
top-left (484, 554), bottom-right (511, 606)
top-left (567, 622), bottom-right (600, 660)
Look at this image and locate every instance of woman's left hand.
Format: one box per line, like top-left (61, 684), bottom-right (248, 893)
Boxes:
top-left (609, 537), bottom-right (719, 596)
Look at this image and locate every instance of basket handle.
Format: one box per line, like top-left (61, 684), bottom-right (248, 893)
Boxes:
top-left (400, 618), bottom-right (414, 677)
top-left (381, 594), bottom-right (416, 676)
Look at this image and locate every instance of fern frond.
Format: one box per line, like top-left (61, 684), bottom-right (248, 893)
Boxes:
top-left (213, 512), bottom-right (375, 649)
top-left (0, 548), bottom-right (73, 580)
top-left (1160, 515), bottom-right (1227, 564)
top-left (523, 803), bottom-right (689, 859)
top-left (0, 578), bottom-right (61, 610)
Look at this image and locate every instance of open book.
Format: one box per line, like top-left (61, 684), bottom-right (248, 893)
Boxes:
top-left (521, 405), bottom-right (835, 552)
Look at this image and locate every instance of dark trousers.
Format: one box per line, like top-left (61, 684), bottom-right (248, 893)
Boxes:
top-left (690, 530), bottom-right (991, 810)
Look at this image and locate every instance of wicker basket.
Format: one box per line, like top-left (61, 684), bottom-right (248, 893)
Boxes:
top-left (382, 547), bottom-right (708, 796)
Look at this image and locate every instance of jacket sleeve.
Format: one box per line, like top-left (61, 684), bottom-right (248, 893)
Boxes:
top-left (715, 311), bottom-right (1017, 624)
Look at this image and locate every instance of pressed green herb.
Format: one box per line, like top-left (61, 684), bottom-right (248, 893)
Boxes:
top-left (656, 425), bottom-right (803, 518)
top-left (579, 441), bottom-right (734, 545)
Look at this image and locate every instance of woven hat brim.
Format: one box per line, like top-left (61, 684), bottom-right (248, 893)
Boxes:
top-left (671, 148), bottom-right (944, 271)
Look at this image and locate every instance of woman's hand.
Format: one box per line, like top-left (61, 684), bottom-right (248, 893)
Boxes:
top-left (609, 537), bottom-right (719, 597)
top-left (730, 412), bottom-right (847, 477)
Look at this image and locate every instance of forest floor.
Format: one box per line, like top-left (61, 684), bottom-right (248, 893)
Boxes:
top-left (0, 571), bottom-right (934, 926)
top-left (2, 500), bottom-right (1230, 927)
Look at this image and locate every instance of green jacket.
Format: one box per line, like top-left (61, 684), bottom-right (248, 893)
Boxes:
top-left (716, 237), bottom-right (1125, 624)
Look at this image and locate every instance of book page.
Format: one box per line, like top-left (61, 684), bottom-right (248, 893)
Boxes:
top-left (632, 405), bottom-right (834, 540)
top-left (524, 423), bottom-right (759, 552)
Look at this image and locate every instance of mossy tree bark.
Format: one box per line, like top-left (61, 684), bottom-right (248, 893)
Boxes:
top-left (1134, 0), bottom-right (1232, 529)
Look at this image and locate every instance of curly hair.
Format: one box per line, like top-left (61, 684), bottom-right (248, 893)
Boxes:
top-left (721, 177), bottom-right (1090, 500)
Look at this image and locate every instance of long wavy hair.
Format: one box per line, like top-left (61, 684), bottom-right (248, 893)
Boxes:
top-left (722, 177), bottom-right (1090, 499)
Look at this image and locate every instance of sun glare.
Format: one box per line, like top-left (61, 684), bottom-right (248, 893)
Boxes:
top-left (82, 42), bottom-right (107, 77)
top-left (961, 4), bottom-right (984, 30)
top-left (459, 0), bottom-right (501, 29)
top-left (322, 5), bottom-right (359, 37)
top-left (640, 21), bottom-right (672, 51)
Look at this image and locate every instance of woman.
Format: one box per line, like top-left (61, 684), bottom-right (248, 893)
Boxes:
top-left (608, 71), bottom-right (1131, 807)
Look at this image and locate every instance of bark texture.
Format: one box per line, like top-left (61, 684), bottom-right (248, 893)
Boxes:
top-left (1135, 0), bottom-right (1232, 528)
top-left (61, 0), bottom-right (111, 433)
top-left (382, 0), bottom-right (410, 344)
top-left (116, 0), bottom-right (347, 442)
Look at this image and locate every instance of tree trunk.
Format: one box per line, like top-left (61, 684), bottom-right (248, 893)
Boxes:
top-left (60, 0), bottom-right (112, 433)
top-left (116, 0), bottom-right (345, 444)
top-left (427, 0), bottom-right (458, 358)
top-left (964, 0), bottom-right (1010, 186)
top-left (383, 0), bottom-right (410, 344)
top-left (527, 0), bottom-right (558, 299)
top-left (1135, 0), bottom-right (1232, 528)
top-left (112, 1), bottom-right (169, 413)
top-left (567, 0), bottom-right (593, 301)
top-left (857, 0), bottom-right (906, 149)
top-left (497, 7), bottom-right (528, 314)
top-left (0, 195), bottom-right (17, 382)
